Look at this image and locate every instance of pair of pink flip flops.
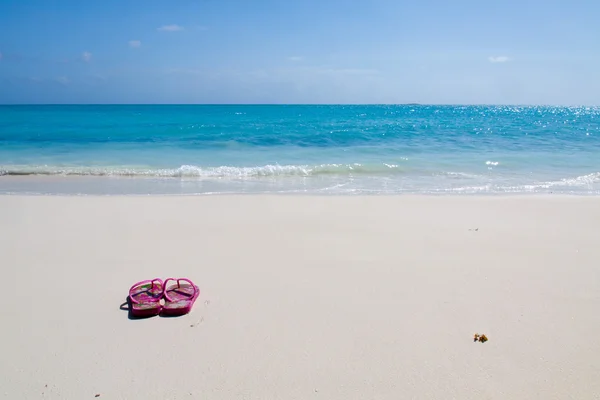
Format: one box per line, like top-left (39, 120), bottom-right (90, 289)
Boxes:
top-left (128, 278), bottom-right (199, 318)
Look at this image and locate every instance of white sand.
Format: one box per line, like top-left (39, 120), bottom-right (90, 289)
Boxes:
top-left (1, 195), bottom-right (599, 399)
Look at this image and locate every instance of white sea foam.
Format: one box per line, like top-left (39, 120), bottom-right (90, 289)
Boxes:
top-left (2, 165), bottom-right (600, 195)
top-left (539, 172), bottom-right (600, 188)
top-left (0, 163), bottom-right (407, 178)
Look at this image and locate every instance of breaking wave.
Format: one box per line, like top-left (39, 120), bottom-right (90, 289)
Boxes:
top-left (0, 163), bottom-right (409, 178)
top-left (2, 164), bottom-right (599, 195)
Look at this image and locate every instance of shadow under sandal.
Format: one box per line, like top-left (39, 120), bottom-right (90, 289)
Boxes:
top-left (128, 279), bottom-right (164, 318)
top-left (162, 278), bottom-right (200, 316)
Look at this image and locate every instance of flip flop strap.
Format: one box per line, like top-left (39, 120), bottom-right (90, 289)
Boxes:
top-left (163, 277), bottom-right (197, 302)
top-left (128, 278), bottom-right (163, 304)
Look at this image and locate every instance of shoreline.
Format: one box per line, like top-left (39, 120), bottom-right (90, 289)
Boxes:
top-left (3, 169), bottom-right (600, 196)
top-left (3, 191), bottom-right (600, 198)
top-left (2, 195), bottom-right (599, 399)
top-left (2, 175), bottom-right (600, 196)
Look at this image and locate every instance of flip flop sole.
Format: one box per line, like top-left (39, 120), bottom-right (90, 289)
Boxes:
top-left (162, 281), bottom-right (199, 316)
top-left (128, 280), bottom-right (163, 318)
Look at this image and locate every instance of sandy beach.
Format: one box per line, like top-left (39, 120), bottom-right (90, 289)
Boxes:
top-left (1, 195), bottom-right (599, 399)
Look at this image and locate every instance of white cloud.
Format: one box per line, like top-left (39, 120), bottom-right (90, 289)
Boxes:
top-left (129, 40), bottom-right (142, 48)
top-left (82, 51), bottom-right (92, 62)
top-left (287, 56), bottom-right (304, 62)
top-left (158, 24), bottom-right (184, 32)
top-left (488, 56), bottom-right (511, 63)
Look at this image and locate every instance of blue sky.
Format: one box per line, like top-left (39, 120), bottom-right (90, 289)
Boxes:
top-left (0, 0), bottom-right (598, 104)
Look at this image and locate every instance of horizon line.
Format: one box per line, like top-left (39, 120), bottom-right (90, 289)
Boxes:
top-left (1, 103), bottom-right (598, 107)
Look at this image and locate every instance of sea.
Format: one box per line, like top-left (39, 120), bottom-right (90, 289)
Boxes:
top-left (1, 105), bottom-right (599, 195)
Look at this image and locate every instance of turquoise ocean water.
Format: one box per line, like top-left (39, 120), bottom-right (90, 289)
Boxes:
top-left (1, 105), bottom-right (599, 195)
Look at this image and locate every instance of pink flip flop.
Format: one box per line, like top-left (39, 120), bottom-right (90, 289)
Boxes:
top-left (128, 279), bottom-right (164, 318)
top-left (162, 278), bottom-right (200, 316)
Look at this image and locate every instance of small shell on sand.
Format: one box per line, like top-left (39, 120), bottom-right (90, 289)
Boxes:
top-left (474, 333), bottom-right (488, 343)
